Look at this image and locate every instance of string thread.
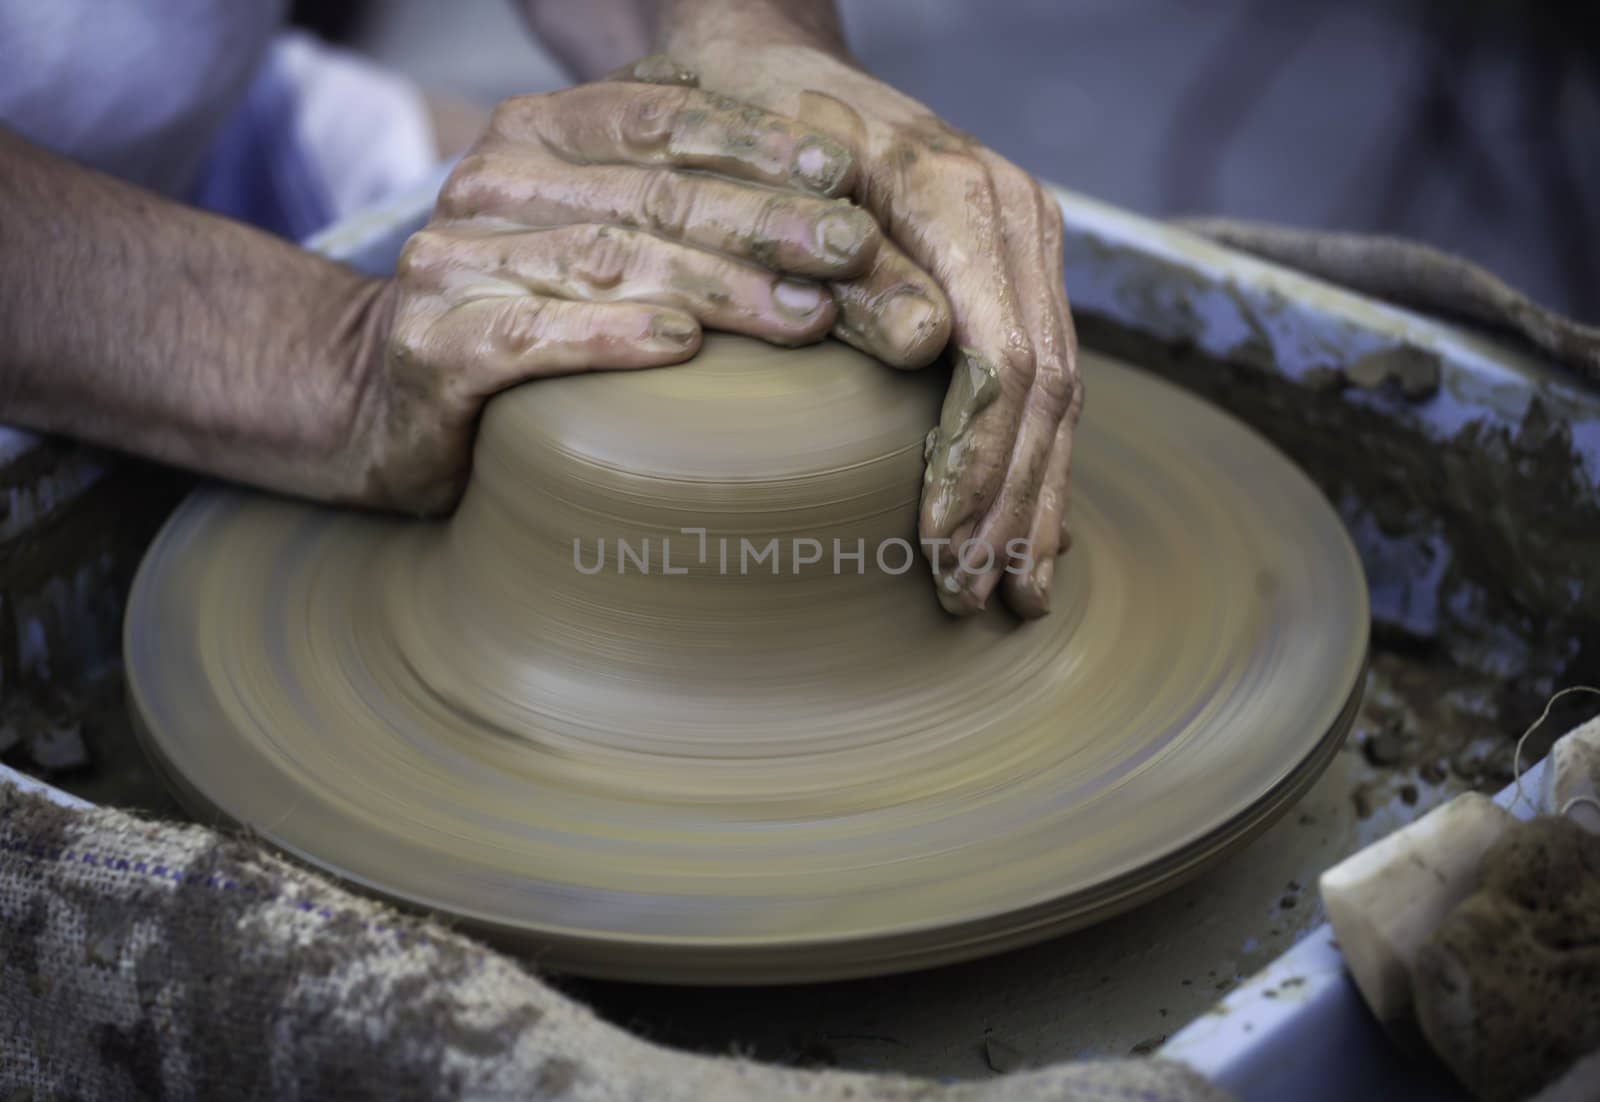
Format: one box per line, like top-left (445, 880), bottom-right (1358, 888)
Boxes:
top-left (1510, 686), bottom-right (1600, 817)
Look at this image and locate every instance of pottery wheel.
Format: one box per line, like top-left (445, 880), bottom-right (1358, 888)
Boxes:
top-left (126, 335), bottom-right (1367, 983)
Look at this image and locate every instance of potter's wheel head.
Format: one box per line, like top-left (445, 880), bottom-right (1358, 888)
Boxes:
top-left (125, 335), bottom-right (1367, 983)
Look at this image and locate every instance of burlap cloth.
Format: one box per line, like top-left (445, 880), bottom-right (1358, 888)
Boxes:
top-left (0, 783), bottom-right (1228, 1101)
top-left (1179, 218), bottom-right (1600, 380)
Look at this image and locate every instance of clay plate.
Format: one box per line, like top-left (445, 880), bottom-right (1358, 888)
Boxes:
top-left (126, 337), bottom-right (1367, 983)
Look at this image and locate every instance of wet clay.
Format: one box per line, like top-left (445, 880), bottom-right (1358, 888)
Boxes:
top-left (1075, 313), bottom-right (1600, 691)
top-left (921, 348), bottom-right (1002, 600)
top-left (922, 348), bottom-right (1001, 499)
top-left (123, 335), bottom-right (1368, 983)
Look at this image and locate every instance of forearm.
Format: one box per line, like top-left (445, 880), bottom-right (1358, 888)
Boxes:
top-left (519, 0), bottom-right (848, 81)
top-left (651, 0), bottom-right (847, 55)
top-left (0, 127), bottom-right (388, 500)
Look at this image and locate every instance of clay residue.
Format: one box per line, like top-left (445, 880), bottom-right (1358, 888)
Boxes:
top-left (1341, 346), bottom-right (1442, 400)
top-left (666, 258), bottom-right (733, 309)
top-left (1075, 312), bottom-right (1600, 696)
top-left (4, 667), bottom-right (182, 815)
top-left (1342, 649), bottom-right (1528, 821)
top-left (1, 454), bottom-right (189, 752)
top-left (920, 347), bottom-right (1000, 526)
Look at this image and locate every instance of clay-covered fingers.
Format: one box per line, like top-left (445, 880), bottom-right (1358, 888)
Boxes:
top-left (829, 238), bottom-right (952, 369)
top-left (907, 151), bottom-right (1040, 614)
top-left (953, 174), bottom-right (1080, 618)
top-left (1000, 378), bottom-right (1082, 618)
top-left (392, 294), bottom-right (702, 388)
top-left (404, 224), bottom-right (834, 345)
top-left (438, 155), bottom-right (881, 281)
top-left (489, 83), bottom-right (860, 198)
top-left (1005, 196), bottom-right (1082, 617)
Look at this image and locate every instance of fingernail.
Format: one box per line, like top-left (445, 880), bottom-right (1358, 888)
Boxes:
top-left (816, 209), bottom-right (868, 264)
top-left (793, 138), bottom-right (851, 193)
top-left (1029, 558), bottom-right (1056, 612)
top-left (934, 564), bottom-right (965, 613)
top-left (774, 278), bottom-right (826, 316)
top-left (934, 565), bottom-right (987, 615)
top-left (879, 293), bottom-right (941, 358)
top-left (651, 314), bottom-right (699, 344)
top-left (938, 567), bottom-right (964, 596)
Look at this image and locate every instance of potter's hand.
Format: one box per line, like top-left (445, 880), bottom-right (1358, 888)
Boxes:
top-left (662, 38), bottom-right (1082, 618)
top-left (364, 71), bottom-right (889, 513)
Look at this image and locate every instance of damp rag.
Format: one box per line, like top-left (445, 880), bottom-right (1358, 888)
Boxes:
top-left (1178, 217), bottom-right (1600, 383)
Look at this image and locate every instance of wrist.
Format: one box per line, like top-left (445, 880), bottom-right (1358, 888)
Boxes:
top-left (344, 276), bottom-right (398, 417)
top-left (314, 273), bottom-right (398, 504)
top-left (657, 0), bottom-right (850, 62)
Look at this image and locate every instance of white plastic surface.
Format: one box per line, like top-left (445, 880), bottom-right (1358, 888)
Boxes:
top-left (1161, 760), bottom-right (1546, 1101)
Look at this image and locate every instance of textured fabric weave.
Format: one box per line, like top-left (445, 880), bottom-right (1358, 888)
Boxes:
top-left (1, 783), bottom-right (1227, 1101)
top-left (1179, 217), bottom-right (1600, 381)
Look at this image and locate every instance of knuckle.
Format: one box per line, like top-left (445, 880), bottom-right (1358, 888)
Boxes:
top-left (396, 230), bottom-right (450, 281)
top-left (488, 94), bottom-right (542, 140)
top-left (638, 168), bottom-right (692, 237)
top-left (438, 153), bottom-right (495, 215)
top-left (388, 309), bottom-right (435, 378)
top-left (998, 337), bottom-right (1036, 390)
top-left (751, 192), bottom-right (792, 249)
top-left (618, 85), bottom-right (691, 149)
top-left (574, 226), bottom-right (635, 290)
top-left (391, 315), bottom-right (427, 358)
top-left (1032, 355), bottom-right (1074, 410)
top-left (492, 297), bottom-right (552, 356)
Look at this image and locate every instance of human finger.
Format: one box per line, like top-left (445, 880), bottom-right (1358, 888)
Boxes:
top-left (492, 83), bottom-right (859, 198)
top-left (955, 173), bottom-right (1079, 615)
top-left (829, 236), bottom-right (952, 369)
top-left (902, 152), bottom-right (1034, 612)
top-left (407, 224), bottom-right (836, 345)
top-left (1000, 381), bottom-right (1082, 618)
top-left (436, 153), bottom-right (881, 280)
top-left (394, 294), bottom-right (702, 389)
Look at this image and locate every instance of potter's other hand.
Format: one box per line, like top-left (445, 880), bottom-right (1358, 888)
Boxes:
top-left (665, 35), bottom-right (1081, 618)
top-left (360, 70), bottom-right (889, 513)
